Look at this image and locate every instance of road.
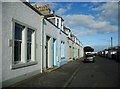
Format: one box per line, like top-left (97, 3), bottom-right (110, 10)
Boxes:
top-left (67, 56), bottom-right (120, 87)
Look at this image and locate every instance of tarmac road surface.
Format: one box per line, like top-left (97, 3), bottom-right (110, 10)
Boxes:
top-left (67, 56), bottom-right (120, 87)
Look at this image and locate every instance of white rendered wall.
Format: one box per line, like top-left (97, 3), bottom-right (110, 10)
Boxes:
top-left (2, 2), bottom-right (42, 86)
top-left (67, 39), bottom-right (73, 61)
top-left (60, 32), bottom-right (68, 63)
top-left (44, 19), bottom-right (59, 69)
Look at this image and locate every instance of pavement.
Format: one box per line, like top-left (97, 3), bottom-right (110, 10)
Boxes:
top-left (8, 58), bottom-right (82, 88)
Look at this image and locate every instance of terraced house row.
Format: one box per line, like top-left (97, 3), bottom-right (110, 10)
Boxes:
top-left (0, 0), bottom-right (84, 87)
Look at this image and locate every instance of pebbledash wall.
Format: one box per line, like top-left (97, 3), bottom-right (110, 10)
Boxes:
top-left (2, 2), bottom-right (43, 87)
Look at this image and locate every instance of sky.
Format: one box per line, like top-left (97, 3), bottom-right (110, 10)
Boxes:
top-left (30, 1), bottom-right (119, 52)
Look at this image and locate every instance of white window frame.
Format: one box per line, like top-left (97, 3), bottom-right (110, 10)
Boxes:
top-left (13, 23), bottom-right (24, 64)
top-left (27, 28), bottom-right (35, 62)
top-left (11, 19), bottom-right (37, 69)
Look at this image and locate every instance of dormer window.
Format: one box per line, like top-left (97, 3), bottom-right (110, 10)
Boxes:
top-left (45, 14), bottom-right (64, 30)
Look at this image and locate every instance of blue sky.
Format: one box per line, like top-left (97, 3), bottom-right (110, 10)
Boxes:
top-left (30, 1), bottom-right (118, 52)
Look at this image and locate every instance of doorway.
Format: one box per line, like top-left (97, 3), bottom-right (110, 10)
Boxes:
top-left (78, 49), bottom-right (80, 58)
top-left (46, 36), bottom-right (51, 68)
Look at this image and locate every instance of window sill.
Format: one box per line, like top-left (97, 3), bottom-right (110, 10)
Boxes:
top-left (11, 61), bottom-right (38, 69)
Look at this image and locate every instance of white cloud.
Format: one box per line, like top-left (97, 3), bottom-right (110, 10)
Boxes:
top-left (73, 30), bottom-right (94, 36)
top-left (89, 21), bottom-right (109, 29)
top-left (63, 2), bottom-right (118, 35)
top-left (31, 2), bottom-right (118, 36)
top-left (56, 8), bottom-right (67, 15)
top-left (89, 21), bottom-right (118, 33)
top-left (63, 13), bottom-right (118, 35)
top-left (92, 2), bottom-right (118, 23)
top-left (63, 14), bottom-right (94, 27)
top-left (56, 3), bottom-right (72, 15)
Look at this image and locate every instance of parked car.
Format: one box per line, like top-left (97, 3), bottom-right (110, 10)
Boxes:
top-left (83, 54), bottom-right (95, 63)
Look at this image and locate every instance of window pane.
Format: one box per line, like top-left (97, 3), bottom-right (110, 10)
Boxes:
top-left (57, 19), bottom-right (59, 27)
top-left (15, 23), bottom-right (24, 40)
top-left (14, 41), bottom-right (21, 62)
top-left (27, 43), bottom-right (31, 61)
top-left (27, 29), bottom-right (33, 42)
top-left (27, 29), bottom-right (34, 61)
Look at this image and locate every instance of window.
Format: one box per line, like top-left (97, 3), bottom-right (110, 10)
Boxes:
top-left (57, 19), bottom-right (59, 27)
top-left (61, 41), bottom-right (65, 58)
top-left (14, 23), bottom-right (24, 64)
top-left (13, 20), bottom-right (37, 69)
top-left (27, 29), bottom-right (34, 61)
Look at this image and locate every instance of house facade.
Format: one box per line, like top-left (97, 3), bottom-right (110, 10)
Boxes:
top-left (44, 13), bottom-right (68, 67)
top-left (1, 1), bottom-right (84, 87)
top-left (59, 30), bottom-right (68, 66)
top-left (43, 19), bottom-right (60, 70)
top-left (1, 2), bottom-right (44, 87)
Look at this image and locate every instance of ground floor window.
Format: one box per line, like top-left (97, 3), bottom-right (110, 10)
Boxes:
top-left (61, 41), bottom-right (65, 58)
top-left (27, 29), bottom-right (34, 61)
top-left (14, 23), bottom-right (24, 64)
top-left (13, 21), bottom-right (36, 67)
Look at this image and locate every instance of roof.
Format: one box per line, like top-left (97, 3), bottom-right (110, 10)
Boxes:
top-left (32, 4), bottom-right (51, 15)
top-left (33, 4), bottom-right (51, 11)
top-left (23, 2), bottom-right (43, 15)
top-left (22, 2), bottom-right (59, 29)
top-left (64, 26), bottom-right (71, 31)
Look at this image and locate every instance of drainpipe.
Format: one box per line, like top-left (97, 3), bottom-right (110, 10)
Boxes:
top-left (57, 28), bottom-right (61, 67)
top-left (40, 16), bottom-right (44, 73)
